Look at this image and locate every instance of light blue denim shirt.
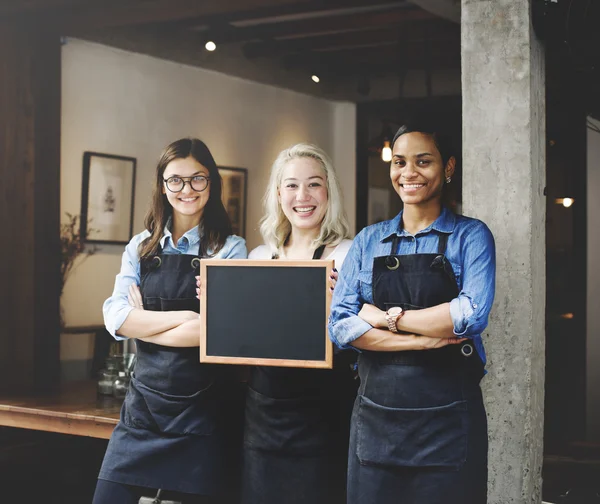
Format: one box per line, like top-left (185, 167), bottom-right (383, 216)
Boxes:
top-left (328, 207), bottom-right (495, 364)
top-left (103, 223), bottom-right (247, 341)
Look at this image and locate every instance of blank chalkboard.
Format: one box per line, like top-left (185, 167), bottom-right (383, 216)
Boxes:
top-left (199, 259), bottom-right (334, 368)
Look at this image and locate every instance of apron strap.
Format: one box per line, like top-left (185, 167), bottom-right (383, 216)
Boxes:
top-left (390, 234), bottom-right (400, 255)
top-left (312, 244), bottom-right (326, 260)
top-left (437, 233), bottom-right (449, 254)
top-left (146, 243), bottom-right (164, 270)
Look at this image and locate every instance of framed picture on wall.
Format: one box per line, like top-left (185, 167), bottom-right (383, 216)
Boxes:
top-left (219, 166), bottom-right (247, 237)
top-left (80, 151), bottom-right (136, 245)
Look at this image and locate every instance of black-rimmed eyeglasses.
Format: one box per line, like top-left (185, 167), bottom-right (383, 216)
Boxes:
top-left (163, 175), bottom-right (210, 193)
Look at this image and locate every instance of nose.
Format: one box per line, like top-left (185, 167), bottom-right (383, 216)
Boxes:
top-left (296, 185), bottom-right (310, 201)
top-left (402, 162), bottom-right (418, 179)
top-left (180, 180), bottom-right (194, 194)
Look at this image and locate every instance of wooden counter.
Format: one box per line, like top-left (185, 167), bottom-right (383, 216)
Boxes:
top-left (0, 381), bottom-right (120, 439)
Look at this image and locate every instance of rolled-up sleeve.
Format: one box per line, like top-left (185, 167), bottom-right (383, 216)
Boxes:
top-left (449, 222), bottom-right (496, 337)
top-left (102, 236), bottom-right (143, 340)
top-left (328, 233), bottom-right (373, 349)
top-left (222, 235), bottom-right (248, 259)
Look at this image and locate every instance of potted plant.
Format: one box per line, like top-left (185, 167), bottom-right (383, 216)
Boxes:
top-left (60, 212), bottom-right (98, 327)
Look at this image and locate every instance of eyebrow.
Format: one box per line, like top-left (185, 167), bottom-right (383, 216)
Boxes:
top-left (166, 171), bottom-right (207, 177)
top-left (282, 176), bottom-right (325, 182)
top-left (392, 152), bottom-right (434, 159)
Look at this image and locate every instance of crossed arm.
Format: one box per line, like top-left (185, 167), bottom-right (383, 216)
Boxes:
top-left (327, 226), bottom-right (496, 352)
top-left (115, 284), bottom-right (201, 347)
top-left (350, 303), bottom-right (462, 351)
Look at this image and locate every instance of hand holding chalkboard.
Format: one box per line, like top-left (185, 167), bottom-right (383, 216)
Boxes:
top-left (199, 259), bottom-right (334, 368)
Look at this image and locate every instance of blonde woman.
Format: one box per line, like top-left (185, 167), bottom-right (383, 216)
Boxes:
top-left (241, 144), bottom-right (356, 504)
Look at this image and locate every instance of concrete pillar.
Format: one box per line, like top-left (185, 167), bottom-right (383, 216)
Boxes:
top-left (461, 1), bottom-right (545, 503)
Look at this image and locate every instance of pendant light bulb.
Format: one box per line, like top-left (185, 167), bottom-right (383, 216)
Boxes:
top-left (381, 140), bottom-right (392, 162)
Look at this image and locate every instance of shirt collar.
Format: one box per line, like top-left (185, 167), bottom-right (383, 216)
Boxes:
top-left (159, 217), bottom-right (202, 248)
top-left (380, 206), bottom-right (456, 242)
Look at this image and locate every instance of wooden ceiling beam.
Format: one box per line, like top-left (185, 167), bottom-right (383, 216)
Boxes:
top-left (166, 0), bottom-right (408, 29)
top-left (310, 55), bottom-right (461, 79)
top-left (0, 0), bottom-right (97, 16)
top-left (197, 6), bottom-right (436, 45)
top-left (4, 0), bottom-right (331, 32)
top-left (282, 43), bottom-right (460, 75)
top-left (244, 21), bottom-right (459, 58)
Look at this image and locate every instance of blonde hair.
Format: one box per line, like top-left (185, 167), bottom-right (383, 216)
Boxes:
top-left (259, 143), bottom-right (350, 254)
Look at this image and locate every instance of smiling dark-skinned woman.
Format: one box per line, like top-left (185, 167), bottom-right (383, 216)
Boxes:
top-left (329, 121), bottom-right (496, 504)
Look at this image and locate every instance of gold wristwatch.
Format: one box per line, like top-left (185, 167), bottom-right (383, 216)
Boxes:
top-left (385, 306), bottom-right (404, 333)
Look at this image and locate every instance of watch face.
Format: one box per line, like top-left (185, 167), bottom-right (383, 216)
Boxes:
top-left (388, 307), bottom-right (403, 316)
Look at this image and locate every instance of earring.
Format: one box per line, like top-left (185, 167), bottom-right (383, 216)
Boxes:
top-left (445, 177), bottom-right (452, 184)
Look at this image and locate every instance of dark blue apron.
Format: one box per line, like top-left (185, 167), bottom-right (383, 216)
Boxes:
top-left (98, 249), bottom-right (227, 497)
top-left (347, 232), bottom-right (488, 504)
top-left (241, 246), bottom-right (358, 504)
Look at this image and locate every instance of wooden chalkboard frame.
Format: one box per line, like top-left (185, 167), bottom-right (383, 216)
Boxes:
top-left (199, 259), bottom-right (334, 368)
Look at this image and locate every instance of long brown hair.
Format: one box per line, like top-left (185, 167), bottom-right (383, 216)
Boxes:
top-left (139, 138), bottom-right (232, 259)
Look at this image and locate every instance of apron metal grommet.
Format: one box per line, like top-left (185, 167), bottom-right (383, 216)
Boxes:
top-left (461, 343), bottom-right (474, 357)
top-left (385, 256), bottom-right (400, 271)
top-left (151, 256), bottom-right (162, 269)
top-left (191, 257), bottom-right (200, 269)
top-left (431, 254), bottom-right (445, 269)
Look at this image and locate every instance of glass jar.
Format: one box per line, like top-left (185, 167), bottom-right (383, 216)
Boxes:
top-left (105, 355), bottom-right (122, 372)
top-left (113, 371), bottom-right (130, 399)
top-left (97, 368), bottom-right (118, 396)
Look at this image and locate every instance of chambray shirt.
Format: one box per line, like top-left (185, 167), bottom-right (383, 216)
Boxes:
top-left (103, 224), bottom-right (247, 341)
top-left (328, 207), bottom-right (495, 364)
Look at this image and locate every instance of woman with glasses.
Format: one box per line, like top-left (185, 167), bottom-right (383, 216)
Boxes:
top-left (329, 122), bottom-right (495, 504)
top-left (93, 138), bottom-right (247, 504)
top-left (239, 143), bottom-right (357, 504)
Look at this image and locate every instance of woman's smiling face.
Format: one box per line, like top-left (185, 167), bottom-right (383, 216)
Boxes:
top-left (278, 157), bottom-right (328, 232)
top-left (162, 156), bottom-right (210, 223)
top-left (390, 132), bottom-right (454, 208)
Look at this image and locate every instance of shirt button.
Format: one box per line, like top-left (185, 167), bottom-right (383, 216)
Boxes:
top-left (472, 303), bottom-right (478, 309)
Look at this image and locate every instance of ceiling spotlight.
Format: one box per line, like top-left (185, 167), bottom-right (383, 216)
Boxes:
top-left (311, 75), bottom-right (320, 83)
top-left (205, 41), bottom-right (217, 52)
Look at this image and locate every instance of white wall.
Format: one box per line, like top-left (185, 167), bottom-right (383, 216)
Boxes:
top-left (61, 39), bottom-right (355, 327)
top-left (587, 116), bottom-right (600, 441)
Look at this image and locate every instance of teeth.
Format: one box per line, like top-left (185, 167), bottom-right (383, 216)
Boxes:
top-left (403, 184), bottom-right (424, 188)
top-left (295, 207), bottom-right (315, 213)
top-left (180, 198), bottom-right (197, 202)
